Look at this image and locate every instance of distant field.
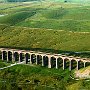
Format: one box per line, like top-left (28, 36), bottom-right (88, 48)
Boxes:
top-left (0, 2), bottom-right (90, 32)
top-left (0, 2), bottom-right (90, 52)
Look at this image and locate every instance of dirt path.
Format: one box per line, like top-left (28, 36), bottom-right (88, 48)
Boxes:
top-left (75, 68), bottom-right (90, 79)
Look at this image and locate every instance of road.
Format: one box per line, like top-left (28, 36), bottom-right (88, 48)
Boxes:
top-left (0, 61), bottom-right (25, 70)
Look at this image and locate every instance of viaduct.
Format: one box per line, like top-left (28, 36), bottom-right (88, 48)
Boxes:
top-left (0, 48), bottom-right (90, 71)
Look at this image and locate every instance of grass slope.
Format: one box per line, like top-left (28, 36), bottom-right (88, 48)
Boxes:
top-left (0, 2), bottom-right (90, 32)
top-left (0, 11), bottom-right (36, 25)
top-left (0, 61), bottom-right (90, 90)
top-left (0, 25), bottom-right (90, 52)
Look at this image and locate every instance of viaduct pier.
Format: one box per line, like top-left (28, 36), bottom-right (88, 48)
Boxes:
top-left (0, 48), bottom-right (90, 71)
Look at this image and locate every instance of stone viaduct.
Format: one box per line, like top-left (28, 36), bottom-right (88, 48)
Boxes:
top-left (0, 48), bottom-right (90, 71)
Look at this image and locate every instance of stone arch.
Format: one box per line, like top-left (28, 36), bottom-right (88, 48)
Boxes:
top-left (2, 51), bottom-right (7, 61)
top-left (70, 59), bottom-right (77, 70)
top-left (36, 55), bottom-right (42, 65)
top-left (85, 62), bottom-right (90, 67)
top-left (19, 53), bottom-right (25, 62)
top-left (0, 50), bottom-right (2, 60)
top-left (78, 60), bottom-right (84, 69)
top-left (14, 52), bottom-right (19, 62)
top-left (7, 51), bottom-right (12, 62)
top-left (31, 54), bottom-right (36, 64)
top-left (43, 56), bottom-right (48, 67)
top-left (57, 57), bottom-right (63, 68)
top-left (63, 58), bottom-right (69, 70)
top-left (25, 53), bottom-right (30, 64)
top-left (51, 56), bottom-right (56, 68)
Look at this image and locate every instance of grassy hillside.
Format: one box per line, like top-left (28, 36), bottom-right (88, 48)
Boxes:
top-left (1, 0), bottom-right (90, 3)
top-left (0, 25), bottom-right (90, 52)
top-left (0, 2), bottom-right (90, 32)
top-left (0, 61), bottom-right (90, 90)
top-left (0, 2), bottom-right (90, 52)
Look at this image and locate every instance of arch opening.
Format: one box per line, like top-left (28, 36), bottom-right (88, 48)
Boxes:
top-left (64, 58), bottom-right (69, 69)
top-left (3, 51), bottom-right (7, 61)
top-left (31, 54), bottom-right (36, 64)
top-left (43, 56), bottom-right (48, 67)
top-left (37, 55), bottom-right (42, 65)
top-left (85, 62), bottom-right (90, 67)
top-left (7, 51), bottom-right (12, 62)
top-left (57, 57), bottom-right (63, 69)
top-left (25, 53), bottom-right (30, 64)
top-left (14, 52), bottom-right (19, 62)
top-left (0, 51), bottom-right (2, 60)
top-left (51, 57), bottom-right (56, 68)
top-left (78, 61), bottom-right (84, 69)
top-left (71, 59), bottom-right (77, 70)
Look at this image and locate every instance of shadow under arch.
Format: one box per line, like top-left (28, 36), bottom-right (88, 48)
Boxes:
top-left (14, 52), bottom-right (19, 62)
top-left (85, 62), bottom-right (90, 67)
top-left (31, 54), bottom-right (36, 64)
top-left (2, 51), bottom-right (7, 61)
top-left (7, 51), bottom-right (12, 62)
top-left (37, 55), bottom-right (42, 65)
top-left (64, 58), bottom-right (69, 70)
top-left (57, 57), bottom-right (63, 69)
top-left (25, 53), bottom-right (30, 64)
top-left (43, 56), bottom-right (48, 67)
top-left (51, 56), bottom-right (56, 68)
top-left (78, 60), bottom-right (84, 69)
top-left (70, 59), bottom-right (77, 70)
top-left (0, 51), bottom-right (2, 60)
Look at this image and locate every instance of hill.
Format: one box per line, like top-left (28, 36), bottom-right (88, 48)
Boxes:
top-left (0, 2), bottom-right (90, 52)
top-left (0, 25), bottom-right (90, 52)
top-left (0, 2), bottom-right (90, 32)
top-left (0, 61), bottom-right (90, 90)
top-left (0, 0), bottom-right (90, 3)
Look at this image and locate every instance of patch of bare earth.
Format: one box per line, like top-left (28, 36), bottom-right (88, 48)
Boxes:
top-left (75, 67), bottom-right (90, 79)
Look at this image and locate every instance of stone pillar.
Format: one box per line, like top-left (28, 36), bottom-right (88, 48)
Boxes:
top-left (84, 62), bottom-right (86, 68)
top-left (42, 55), bottom-right (44, 66)
top-left (12, 52), bottom-right (15, 62)
top-left (7, 51), bottom-right (9, 62)
top-left (63, 59), bottom-right (65, 70)
top-left (36, 55), bottom-right (38, 65)
top-left (1, 51), bottom-right (4, 61)
top-left (19, 53), bottom-right (21, 63)
top-left (77, 61), bottom-right (79, 70)
top-left (69, 60), bottom-right (72, 71)
top-left (56, 57), bottom-right (58, 69)
top-left (48, 56), bottom-right (51, 68)
top-left (30, 54), bottom-right (32, 64)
